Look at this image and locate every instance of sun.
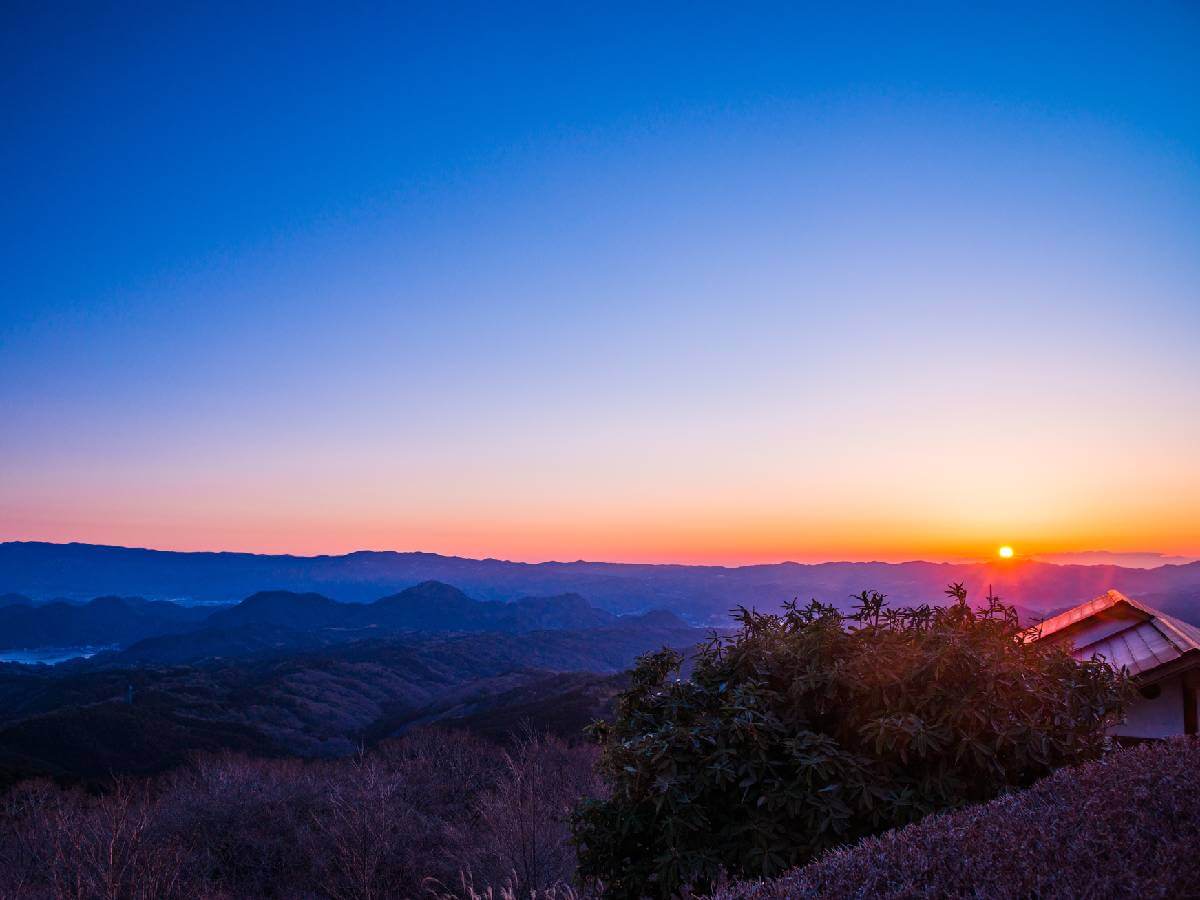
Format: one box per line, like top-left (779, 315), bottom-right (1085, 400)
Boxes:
top-left (997, 545), bottom-right (1015, 559)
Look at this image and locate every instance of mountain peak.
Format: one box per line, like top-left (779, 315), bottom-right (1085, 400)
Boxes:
top-left (241, 590), bottom-right (339, 608)
top-left (208, 591), bottom-right (344, 629)
top-left (376, 581), bottom-right (474, 607)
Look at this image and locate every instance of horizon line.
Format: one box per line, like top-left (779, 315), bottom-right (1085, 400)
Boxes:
top-left (2, 538), bottom-right (1197, 573)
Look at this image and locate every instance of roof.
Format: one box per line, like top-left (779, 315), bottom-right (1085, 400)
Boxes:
top-left (1029, 589), bottom-right (1200, 678)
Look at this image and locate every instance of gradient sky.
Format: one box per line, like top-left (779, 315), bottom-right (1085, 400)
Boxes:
top-left (2, 3), bottom-right (1198, 564)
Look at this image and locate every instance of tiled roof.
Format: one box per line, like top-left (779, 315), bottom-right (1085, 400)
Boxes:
top-left (1030, 589), bottom-right (1200, 678)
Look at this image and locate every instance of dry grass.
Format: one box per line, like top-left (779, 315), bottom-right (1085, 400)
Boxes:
top-left (0, 729), bottom-right (600, 899)
top-left (716, 737), bottom-right (1200, 900)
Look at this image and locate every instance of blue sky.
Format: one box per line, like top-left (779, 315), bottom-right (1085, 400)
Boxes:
top-left (2, 3), bottom-right (1198, 562)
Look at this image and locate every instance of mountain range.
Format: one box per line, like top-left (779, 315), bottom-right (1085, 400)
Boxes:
top-left (0, 580), bottom-right (701, 784)
top-left (0, 581), bottom-right (638, 653)
top-left (0, 595), bottom-right (210, 649)
top-left (3, 541), bottom-right (1200, 623)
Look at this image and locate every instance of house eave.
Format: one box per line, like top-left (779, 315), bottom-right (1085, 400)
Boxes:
top-left (1131, 648), bottom-right (1200, 686)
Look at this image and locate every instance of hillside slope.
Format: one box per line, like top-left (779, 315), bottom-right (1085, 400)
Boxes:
top-left (718, 738), bottom-right (1200, 899)
top-left (0, 615), bottom-right (701, 781)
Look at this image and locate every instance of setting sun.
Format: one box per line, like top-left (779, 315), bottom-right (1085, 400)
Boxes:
top-left (998, 545), bottom-right (1015, 559)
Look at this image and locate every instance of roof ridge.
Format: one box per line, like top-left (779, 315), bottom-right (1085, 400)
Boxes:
top-left (1031, 588), bottom-right (1200, 678)
top-left (1111, 591), bottom-right (1160, 616)
top-left (1030, 589), bottom-right (1143, 641)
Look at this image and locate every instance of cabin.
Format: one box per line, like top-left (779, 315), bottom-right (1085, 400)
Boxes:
top-left (1031, 589), bottom-right (1200, 739)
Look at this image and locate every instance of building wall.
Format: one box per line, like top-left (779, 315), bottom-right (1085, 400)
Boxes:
top-left (1115, 676), bottom-right (1187, 739)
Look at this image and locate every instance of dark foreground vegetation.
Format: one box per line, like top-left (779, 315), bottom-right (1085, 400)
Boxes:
top-left (0, 584), bottom-right (1175, 899)
top-left (4, 732), bottom-right (1196, 899)
top-left (0, 728), bottom-right (599, 899)
top-left (718, 737), bottom-right (1200, 900)
top-left (574, 587), bottom-right (1127, 898)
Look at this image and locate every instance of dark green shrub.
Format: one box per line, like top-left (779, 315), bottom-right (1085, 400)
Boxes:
top-left (572, 586), bottom-right (1127, 898)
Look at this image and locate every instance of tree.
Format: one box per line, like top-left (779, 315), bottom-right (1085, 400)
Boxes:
top-left (471, 729), bottom-right (602, 895)
top-left (572, 586), bottom-right (1128, 898)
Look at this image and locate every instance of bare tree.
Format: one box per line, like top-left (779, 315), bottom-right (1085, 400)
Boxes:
top-left (469, 730), bottom-right (601, 895)
top-left (309, 750), bottom-right (407, 900)
top-left (4, 778), bottom-right (189, 900)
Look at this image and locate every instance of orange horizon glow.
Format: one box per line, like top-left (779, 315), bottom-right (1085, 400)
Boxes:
top-left (3, 521), bottom-right (1196, 568)
top-left (6, 373), bottom-right (1199, 568)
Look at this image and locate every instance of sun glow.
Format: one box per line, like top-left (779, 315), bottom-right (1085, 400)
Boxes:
top-left (998, 545), bottom-right (1015, 559)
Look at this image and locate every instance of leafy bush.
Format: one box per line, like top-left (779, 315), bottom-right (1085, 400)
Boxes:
top-left (716, 737), bottom-right (1200, 899)
top-left (572, 586), bottom-right (1127, 898)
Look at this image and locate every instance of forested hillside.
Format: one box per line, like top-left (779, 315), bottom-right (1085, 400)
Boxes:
top-left (0, 582), bottom-right (701, 786)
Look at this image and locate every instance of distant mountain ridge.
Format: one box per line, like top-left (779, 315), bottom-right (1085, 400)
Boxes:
top-left (0, 595), bottom-right (210, 650)
top-left (203, 582), bottom-right (618, 635)
top-left (0, 580), bottom-right (661, 654)
top-left (3, 541), bottom-right (1199, 623)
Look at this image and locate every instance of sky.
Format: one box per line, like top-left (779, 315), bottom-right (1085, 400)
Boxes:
top-left (1, 2), bottom-right (1198, 565)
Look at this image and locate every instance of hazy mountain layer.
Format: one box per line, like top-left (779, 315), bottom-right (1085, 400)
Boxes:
top-left (3, 541), bottom-right (1200, 622)
top-left (0, 612), bottom-right (701, 782)
top-left (0, 581), bottom-right (642, 652)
